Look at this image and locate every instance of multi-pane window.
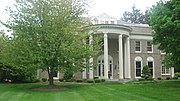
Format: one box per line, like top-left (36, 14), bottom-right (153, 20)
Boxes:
top-left (94, 20), bottom-right (98, 24)
top-left (162, 65), bottom-right (170, 74)
top-left (147, 41), bottom-right (152, 52)
top-left (111, 21), bottom-right (114, 24)
top-left (136, 61), bottom-right (141, 77)
top-left (100, 20), bottom-right (104, 24)
top-left (105, 21), bottom-right (109, 24)
top-left (135, 41), bottom-right (141, 52)
top-left (148, 61), bottom-right (153, 75)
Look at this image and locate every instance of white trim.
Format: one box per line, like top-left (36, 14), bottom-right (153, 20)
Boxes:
top-left (135, 41), bottom-right (141, 53)
top-left (53, 72), bottom-right (59, 80)
top-left (161, 65), bottom-right (171, 75)
top-left (130, 35), bottom-right (153, 40)
top-left (147, 41), bottom-right (153, 53)
top-left (134, 56), bottom-right (143, 78)
top-left (147, 57), bottom-right (155, 78)
top-left (97, 55), bottom-right (113, 79)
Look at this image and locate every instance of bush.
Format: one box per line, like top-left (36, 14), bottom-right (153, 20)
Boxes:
top-left (172, 76), bottom-right (178, 80)
top-left (157, 77), bottom-right (162, 80)
top-left (32, 79), bottom-right (40, 83)
top-left (59, 78), bottom-right (64, 82)
top-left (42, 78), bottom-right (47, 82)
top-left (63, 71), bottom-right (73, 81)
top-left (138, 78), bottom-right (145, 81)
top-left (65, 79), bottom-right (74, 82)
top-left (142, 65), bottom-right (151, 79)
top-left (175, 72), bottom-right (180, 78)
top-left (94, 79), bottom-right (101, 83)
top-left (87, 79), bottom-right (94, 83)
top-left (100, 78), bottom-right (106, 82)
top-left (166, 77), bottom-right (171, 80)
top-left (147, 78), bottom-right (154, 81)
top-left (76, 79), bottom-right (83, 82)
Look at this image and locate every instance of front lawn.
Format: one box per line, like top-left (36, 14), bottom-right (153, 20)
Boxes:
top-left (0, 80), bottom-right (180, 101)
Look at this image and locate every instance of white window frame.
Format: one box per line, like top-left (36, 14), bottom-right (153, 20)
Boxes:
top-left (53, 72), bottom-right (59, 80)
top-left (161, 64), bottom-right (170, 75)
top-left (135, 56), bottom-right (143, 78)
top-left (147, 41), bottom-right (153, 53)
top-left (135, 41), bottom-right (141, 53)
top-left (147, 57), bottom-right (155, 78)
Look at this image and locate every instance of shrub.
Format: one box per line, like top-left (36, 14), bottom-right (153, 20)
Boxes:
top-left (94, 79), bottom-right (101, 83)
top-left (76, 79), bottom-right (83, 82)
top-left (63, 71), bottom-right (74, 81)
top-left (147, 78), bottom-right (154, 81)
top-left (157, 77), bottom-right (162, 80)
top-left (59, 78), bottom-right (64, 82)
top-left (142, 65), bottom-right (151, 79)
top-left (172, 76), bottom-right (178, 80)
top-left (87, 79), bottom-right (94, 83)
top-left (42, 78), bottom-right (47, 82)
top-left (101, 78), bottom-right (106, 82)
top-left (138, 78), bottom-right (145, 81)
top-left (65, 79), bottom-right (74, 82)
top-left (166, 77), bottom-right (171, 80)
top-left (175, 72), bottom-right (180, 78)
top-left (32, 79), bottom-right (40, 83)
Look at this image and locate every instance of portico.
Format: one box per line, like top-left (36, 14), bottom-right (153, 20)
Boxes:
top-left (84, 24), bottom-right (132, 80)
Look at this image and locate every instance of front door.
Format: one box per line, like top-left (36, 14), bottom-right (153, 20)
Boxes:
top-left (97, 55), bottom-right (113, 79)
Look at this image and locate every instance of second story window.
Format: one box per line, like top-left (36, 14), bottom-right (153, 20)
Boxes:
top-left (147, 41), bottom-right (152, 52)
top-left (111, 21), bottom-right (114, 24)
top-left (135, 41), bottom-right (141, 52)
top-left (105, 21), bottom-right (108, 24)
top-left (101, 21), bottom-right (104, 24)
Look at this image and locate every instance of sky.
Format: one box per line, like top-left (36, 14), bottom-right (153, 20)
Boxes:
top-left (0, 0), bottom-right (165, 32)
top-left (0, 0), bottom-right (163, 22)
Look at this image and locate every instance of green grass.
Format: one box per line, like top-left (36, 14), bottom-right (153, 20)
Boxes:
top-left (0, 80), bottom-right (180, 101)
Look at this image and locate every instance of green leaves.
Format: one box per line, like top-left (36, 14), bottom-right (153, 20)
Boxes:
top-left (1, 0), bottom-right (101, 85)
top-left (149, 0), bottom-right (180, 67)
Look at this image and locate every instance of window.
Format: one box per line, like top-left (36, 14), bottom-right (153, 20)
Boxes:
top-left (111, 21), bottom-right (114, 24)
top-left (147, 41), bottom-right (152, 52)
top-left (148, 61), bottom-right (153, 75)
top-left (53, 71), bottom-right (57, 77)
top-left (162, 65), bottom-right (170, 75)
top-left (136, 61), bottom-right (141, 77)
top-left (100, 20), bottom-right (104, 24)
top-left (105, 21), bottom-right (109, 24)
top-left (135, 41), bottom-right (141, 52)
top-left (147, 57), bottom-right (154, 77)
top-left (135, 56), bottom-right (142, 77)
top-left (94, 19), bottom-right (98, 24)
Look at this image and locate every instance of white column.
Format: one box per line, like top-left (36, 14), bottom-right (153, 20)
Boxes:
top-left (124, 37), bottom-right (131, 79)
top-left (171, 67), bottom-right (174, 77)
top-left (89, 35), bottom-right (94, 79)
top-left (82, 68), bottom-right (87, 79)
top-left (37, 69), bottom-right (40, 79)
top-left (104, 33), bottom-right (109, 79)
top-left (127, 37), bottom-right (131, 78)
top-left (118, 35), bottom-right (124, 79)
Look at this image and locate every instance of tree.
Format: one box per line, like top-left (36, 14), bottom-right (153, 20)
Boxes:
top-left (149, 0), bottom-right (180, 67)
top-left (1, 0), bottom-right (101, 85)
top-left (142, 65), bottom-right (151, 79)
top-left (121, 5), bottom-right (150, 24)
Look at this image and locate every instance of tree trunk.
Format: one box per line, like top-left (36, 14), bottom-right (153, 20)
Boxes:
top-left (47, 67), bottom-right (54, 86)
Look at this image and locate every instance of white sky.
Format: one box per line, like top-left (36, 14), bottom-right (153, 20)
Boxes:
top-left (0, 0), bottom-right (163, 22)
top-left (88, 0), bottom-right (162, 18)
top-left (0, 0), bottom-right (167, 32)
